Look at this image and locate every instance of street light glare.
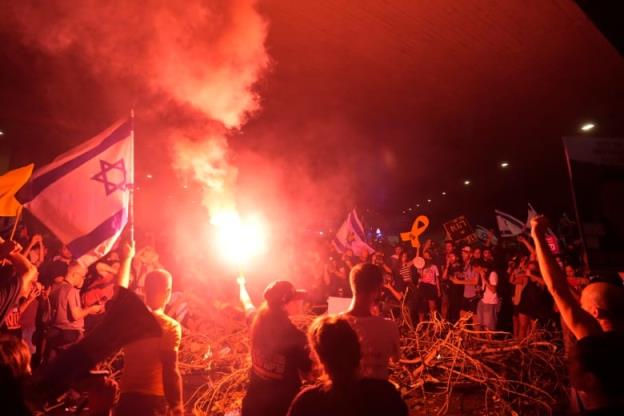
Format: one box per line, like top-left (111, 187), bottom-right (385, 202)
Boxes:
top-left (580, 123), bottom-right (595, 132)
top-left (500, 162), bottom-right (509, 168)
top-left (464, 180), bottom-right (471, 186)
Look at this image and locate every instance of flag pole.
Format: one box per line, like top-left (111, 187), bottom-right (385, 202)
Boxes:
top-left (129, 109), bottom-right (135, 242)
top-left (9, 205), bottom-right (23, 241)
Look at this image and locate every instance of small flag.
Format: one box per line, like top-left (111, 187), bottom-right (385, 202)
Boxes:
top-left (332, 209), bottom-right (375, 257)
top-left (495, 209), bottom-right (526, 238)
top-left (526, 203), bottom-right (538, 227)
top-left (20, 118), bottom-right (133, 266)
top-left (475, 225), bottom-right (498, 245)
top-left (0, 164), bottom-right (34, 216)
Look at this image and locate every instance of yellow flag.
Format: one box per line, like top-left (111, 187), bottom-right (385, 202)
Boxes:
top-left (0, 164), bottom-right (34, 216)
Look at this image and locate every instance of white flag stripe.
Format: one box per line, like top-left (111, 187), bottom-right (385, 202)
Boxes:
top-left (333, 209), bottom-right (375, 257)
top-left (27, 138), bottom-right (131, 244)
top-left (24, 118), bottom-right (133, 266)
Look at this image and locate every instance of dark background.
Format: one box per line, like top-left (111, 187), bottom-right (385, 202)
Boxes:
top-left (1, 0), bottom-right (623, 235)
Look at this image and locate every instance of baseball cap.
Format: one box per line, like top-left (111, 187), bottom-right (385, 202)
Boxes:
top-left (264, 280), bottom-right (307, 306)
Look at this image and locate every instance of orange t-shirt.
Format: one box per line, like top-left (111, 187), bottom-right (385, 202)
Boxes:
top-left (120, 310), bottom-right (182, 396)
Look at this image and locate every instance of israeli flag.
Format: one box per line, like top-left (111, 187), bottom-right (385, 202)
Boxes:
top-left (20, 118), bottom-right (133, 266)
top-left (494, 209), bottom-right (526, 238)
top-left (332, 209), bottom-right (375, 257)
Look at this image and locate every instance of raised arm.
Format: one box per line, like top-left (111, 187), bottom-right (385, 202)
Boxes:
top-left (383, 281), bottom-right (403, 302)
top-left (1, 239), bottom-right (38, 297)
top-left (237, 275), bottom-right (256, 315)
top-left (116, 240), bottom-right (135, 289)
top-left (517, 235), bottom-right (536, 261)
top-left (530, 216), bottom-right (601, 339)
top-left (19, 282), bottom-right (43, 314)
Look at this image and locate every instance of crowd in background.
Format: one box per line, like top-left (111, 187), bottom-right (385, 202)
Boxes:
top-left (1, 212), bottom-right (624, 415)
top-left (298, 214), bottom-right (598, 341)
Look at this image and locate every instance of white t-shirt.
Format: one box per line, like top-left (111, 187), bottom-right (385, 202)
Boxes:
top-left (481, 271), bottom-right (499, 305)
top-left (343, 314), bottom-right (400, 380)
top-left (419, 264), bottom-right (439, 285)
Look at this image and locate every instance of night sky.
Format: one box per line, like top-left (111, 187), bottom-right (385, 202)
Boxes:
top-left (1, 0), bottom-right (623, 235)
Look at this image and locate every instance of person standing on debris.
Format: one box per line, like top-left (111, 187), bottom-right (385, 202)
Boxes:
top-left (115, 242), bottom-right (184, 416)
top-left (242, 280), bottom-right (312, 416)
top-left (343, 263), bottom-right (400, 380)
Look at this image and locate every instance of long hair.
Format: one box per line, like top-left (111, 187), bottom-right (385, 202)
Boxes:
top-left (250, 301), bottom-right (290, 351)
top-left (308, 315), bottom-right (360, 389)
top-left (0, 335), bottom-right (31, 415)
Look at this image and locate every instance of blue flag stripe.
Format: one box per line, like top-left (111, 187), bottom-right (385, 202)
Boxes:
top-left (67, 209), bottom-right (127, 258)
top-left (332, 237), bottom-right (347, 253)
top-left (348, 211), bottom-right (366, 241)
top-left (21, 120), bottom-right (132, 204)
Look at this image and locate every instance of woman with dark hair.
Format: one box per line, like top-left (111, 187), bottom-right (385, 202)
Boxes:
top-left (287, 315), bottom-right (407, 416)
top-left (0, 335), bottom-right (32, 415)
top-left (241, 280), bottom-right (312, 416)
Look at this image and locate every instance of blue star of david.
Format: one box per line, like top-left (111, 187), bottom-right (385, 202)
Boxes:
top-left (91, 159), bottom-right (127, 196)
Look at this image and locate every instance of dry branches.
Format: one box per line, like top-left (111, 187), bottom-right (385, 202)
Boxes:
top-left (98, 292), bottom-right (565, 416)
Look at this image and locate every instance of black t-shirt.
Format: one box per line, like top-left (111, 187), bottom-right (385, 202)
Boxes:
top-left (0, 267), bottom-right (23, 326)
top-left (244, 311), bottom-right (313, 416)
top-left (249, 312), bottom-right (312, 389)
top-left (288, 378), bottom-right (408, 416)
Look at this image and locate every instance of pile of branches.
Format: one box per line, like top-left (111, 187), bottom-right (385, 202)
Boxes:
top-left (90, 288), bottom-right (557, 416)
top-left (392, 310), bottom-right (567, 415)
top-left (178, 311), bottom-right (314, 415)
top-left (177, 307), bottom-right (566, 415)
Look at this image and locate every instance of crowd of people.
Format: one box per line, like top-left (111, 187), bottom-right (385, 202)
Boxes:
top-left (0, 224), bottom-right (183, 415)
top-left (0, 213), bottom-right (623, 415)
top-left (237, 215), bottom-right (624, 415)
top-left (302, 223), bottom-right (591, 339)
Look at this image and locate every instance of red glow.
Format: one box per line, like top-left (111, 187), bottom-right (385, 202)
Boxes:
top-left (212, 210), bottom-right (268, 269)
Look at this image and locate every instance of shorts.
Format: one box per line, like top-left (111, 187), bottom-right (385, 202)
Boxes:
top-left (419, 283), bottom-right (438, 301)
top-left (461, 296), bottom-right (479, 313)
top-left (477, 301), bottom-right (499, 331)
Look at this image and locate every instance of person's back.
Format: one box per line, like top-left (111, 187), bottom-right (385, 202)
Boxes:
top-left (287, 315), bottom-right (406, 416)
top-left (242, 280), bottom-right (311, 416)
top-left (49, 281), bottom-right (83, 332)
top-left (342, 314), bottom-right (399, 379)
top-left (569, 331), bottom-right (624, 414)
top-left (343, 263), bottom-right (400, 380)
top-left (120, 309), bottom-right (181, 398)
top-left (116, 267), bottom-right (183, 416)
top-left (289, 378), bottom-right (406, 416)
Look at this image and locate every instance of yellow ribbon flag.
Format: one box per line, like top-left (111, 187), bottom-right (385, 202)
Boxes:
top-left (0, 164), bottom-right (34, 216)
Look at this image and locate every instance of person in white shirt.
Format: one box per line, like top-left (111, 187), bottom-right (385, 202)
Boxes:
top-left (343, 263), bottom-right (400, 380)
top-left (416, 251), bottom-right (440, 322)
top-left (476, 261), bottom-right (499, 331)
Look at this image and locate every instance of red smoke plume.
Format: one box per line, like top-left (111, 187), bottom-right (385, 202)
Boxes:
top-left (7, 0), bottom-right (270, 216)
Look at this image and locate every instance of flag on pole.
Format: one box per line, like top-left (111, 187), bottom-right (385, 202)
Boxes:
top-left (332, 209), bottom-right (375, 257)
top-left (494, 209), bottom-right (526, 238)
top-left (0, 164), bottom-right (34, 216)
top-left (526, 203), bottom-right (538, 227)
top-left (475, 225), bottom-right (498, 245)
top-left (20, 118), bottom-right (134, 266)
